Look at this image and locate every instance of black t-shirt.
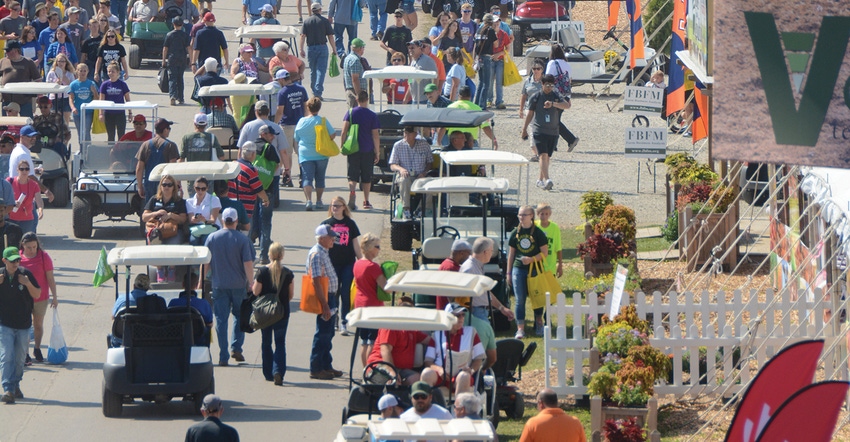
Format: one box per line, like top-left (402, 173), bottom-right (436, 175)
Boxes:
top-left (164, 29), bottom-right (191, 65)
top-left (0, 221), bottom-right (23, 250)
top-left (254, 265), bottom-right (293, 316)
top-left (144, 196), bottom-right (188, 215)
top-left (81, 36), bottom-right (101, 68)
top-left (381, 25), bottom-right (412, 64)
top-left (301, 13), bottom-right (333, 47)
top-left (322, 216), bottom-right (361, 267)
top-left (508, 224), bottom-right (549, 269)
top-left (97, 43), bottom-right (127, 68)
top-left (473, 27), bottom-right (497, 57)
top-left (0, 267), bottom-right (39, 329)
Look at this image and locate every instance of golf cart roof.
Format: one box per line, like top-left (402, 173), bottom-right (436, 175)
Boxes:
top-left (197, 83), bottom-right (276, 97)
top-left (0, 82), bottom-right (70, 95)
top-left (0, 116), bottom-right (32, 125)
top-left (107, 245), bottom-right (211, 266)
top-left (399, 109), bottom-right (493, 127)
top-left (363, 65), bottom-right (437, 80)
top-left (384, 270), bottom-right (495, 297)
top-left (346, 306), bottom-right (456, 331)
top-left (367, 418), bottom-right (495, 441)
top-left (411, 176), bottom-right (509, 194)
top-left (234, 24), bottom-right (300, 39)
top-left (440, 150), bottom-right (530, 166)
top-left (81, 100), bottom-right (158, 110)
top-left (148, 161), bottom-right (240, 181)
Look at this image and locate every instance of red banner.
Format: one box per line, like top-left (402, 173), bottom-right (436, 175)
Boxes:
top-left (756, 381), bottom-right (849, 442)
top-left (725, 340), bottom-right (823, 442)
top-left (692, 85), bottom-right (709, 142)
top-left (666, 0), bottom-right (688, 116)
top-left (625, 0), bottom-right (645, 69)
top-left (607, 0), bottom-right (620, 32)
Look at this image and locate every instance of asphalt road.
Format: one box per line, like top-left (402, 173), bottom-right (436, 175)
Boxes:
top-left (0, 2), bottom-right (390, 441)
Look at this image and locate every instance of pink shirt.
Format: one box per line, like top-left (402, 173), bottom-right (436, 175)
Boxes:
top-left (20, 249), bottom-right (53, 302)
top-left (8, 177), bottom-right (41, 222)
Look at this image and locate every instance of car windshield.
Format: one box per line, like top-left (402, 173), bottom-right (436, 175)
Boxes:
top-left (82, 141), bottom-right (140, 174)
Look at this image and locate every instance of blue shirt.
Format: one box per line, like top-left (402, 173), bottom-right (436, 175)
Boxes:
top-left (294, 115), bottom-right (334, 163)
top-left (69, 79), bottom-right (96, 111)
top-left (111, 289), bottom-right (149, 317)
top-left (204, 227), bottom-right (255, 289)
top-left (37, 26), bottom-right (56, 53)
top-left (242, 0), bottom-right (272, 16)
top-left (277, 83), bottom-right (308, 126)
top-left (193, 26), bottom-right (228, 63)
top-left (168, 294), bottom-right (214, 324)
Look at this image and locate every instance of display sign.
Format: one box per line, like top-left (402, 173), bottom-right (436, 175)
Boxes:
top-left (551, 20), bottom-right (586, 42)
top-left (623, 86), bottom-right (664, 116)
top-left (624, 128), bottom-right (667, 159)
top-left (608, 265), bottom-right (629, 319)
top-left (713, 0), bottom-right (850, 167)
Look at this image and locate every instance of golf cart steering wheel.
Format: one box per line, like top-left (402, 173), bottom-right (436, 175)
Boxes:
top-left (363, 361), bottom-right (398, 385)
top-left (164, 6), bottom-right (183, 22)
top-left (435, 226), bottom-right (460, 239)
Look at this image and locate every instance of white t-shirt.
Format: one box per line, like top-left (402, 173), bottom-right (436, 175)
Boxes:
top-left (185, 192), bottom-right (221, 225)
top-left (545, 59), bottom-right (571, 79)
top-left (9, 144), bottom-right (34, 179)
top-left (443, 63), bottom-right (466, 98)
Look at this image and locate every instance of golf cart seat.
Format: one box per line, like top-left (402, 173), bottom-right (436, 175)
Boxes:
top-left (112, 303), bottom-right (207, 346)
top-left (207, 127), bottom-right (236, 160)
top-left (136, 294), bottom-right (167, 313)
top-left (492, 339), bottom-right (536, 384)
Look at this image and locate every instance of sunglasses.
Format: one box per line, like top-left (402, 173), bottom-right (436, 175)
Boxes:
top-left (107, 35), bottom-right (116, 38)
top-left (194, 186), bottom-right (207, 191)
top-left (462, 9), bottom-right (471, 13)
top-left (38, 105), bottom-right (50, 108)
top-left (331, 204), bottom-right (344, 208)
top-left (374, 245), bottom-right (381, 249)
top-left (133, 122), bottom-right (145, 125)
top-left (8, 258), bottom-right (20, 263)
top-left (18, 167), bottom-right (30, 171)
top-left (392, 58), bottom-right (403, 62)
top-left (161, 182), bottom-right (174, 188)
top-left (412, 394), bottom-right (428, 400)
top-left (99, 19), bottom-right (108, 22)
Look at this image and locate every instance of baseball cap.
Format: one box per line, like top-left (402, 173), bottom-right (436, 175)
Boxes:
top-left (378, 394), bottom-right (398, 411)
top-left (407, 39), bottom-right (421, 47)
top-left (194, 113), bottom-right (208, 126)
top-left (241, 141), bottom-right (258, 152)
top-left (19, 125), bottom-right (39, 137)
top-left (201, 394), bottom-right (222, 412)
top-left (68, 6), bottom-right (81, 13)
top-left (311, 2), bottom-right (322, 10)
top-left (211, 97), bottom-right (225, 107)
top-left (37, 96), bottom-right (51, 104)
top-left (241, 44), bottom-right (254, 53)
top-left (424, 83), bottom-right (438, 93)
top-left (315, 224), bottom-right (338, 238)
top-left (275, 69), bottom-right (290, 80)
top-left (451, 239), bottom-right (472, 252)
top-left (421, 37), bottom-right (431, 46)
top-left (351, 38), bottom-right (365, 48)
top-left (482, 13), bottom-right (495, 23)
top-left (445, 302), bottom-right (468, 316)
top-left (132, 114), bottom-right (146, 123)
top-left (155, 118), bottom-right (174, 132)
top-left (0, 132), bottom-right (16, 143)
top-left (259, 124), bottom-right (279, 135)
top-left (261, 3), bottom-right (273, 12)
top-left (410, 381), bottom-right (432, 396)
top-left (255, 99), bottom-right (270, 111)
top-left (4, 39), bottom-right (20, 51)
top-left (203, 12), bottom-right (215, 22)
top-left (394, 8), bottom-right (404, 15)
top-left (221, 207), bottom-right (238, 224)
top-left (3, 246), bottom-right (20, 261)
top-left (172, 15), bottom-right (183, 24)
top-left (3, 102), bottom-right (20, 113)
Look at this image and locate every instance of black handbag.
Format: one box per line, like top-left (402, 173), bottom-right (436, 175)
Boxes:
top-left (158, 66), bottom-right (169, 93)
top-left (239, 295), bottom-right (255, 333)
top-left (248, 268), bottom-right (291, 330)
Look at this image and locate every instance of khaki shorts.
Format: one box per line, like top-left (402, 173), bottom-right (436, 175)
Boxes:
top-left (33, 299), bottom-right (49, 318)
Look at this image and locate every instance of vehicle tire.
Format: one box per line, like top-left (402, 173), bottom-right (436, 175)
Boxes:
top-left (390, 222), bottom-right (413, 251)
top-left (72, 196), bottom-right (93, 238)
top-left (102, 380), bottom-right (123, 417)
top-left (511, 24), bottom-right (523, 57)
top-left (489, 409), bottom-right (500, 429)
top-left (129, 44), bottom-right (141, 70)
top-left (506, 393), bottom-right (525, 419)
top-left (341, 406), bottom-right (349, 424)
top-left (628, 70), bottom-right (651, 86)
top-left (193, 378), bottom-right (215, 415)
top-left (50, 176), bottom-right (69, 207)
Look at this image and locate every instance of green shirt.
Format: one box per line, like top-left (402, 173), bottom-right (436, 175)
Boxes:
top-left (508, 224), bottom-right (549, 269)
top-left (465, 313), bottom-right (496, 351)
top-left (446, 99), bottom-right (491, 141)
top-left (180, 132), bottom-right (224, 162)
top-left (535, 220), bottom-right (562, 274)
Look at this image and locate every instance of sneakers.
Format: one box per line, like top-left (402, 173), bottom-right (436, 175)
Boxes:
top-left (348, 193), bottom-right (357, 210)
top-left (1, 391), bottom-right (14, 404)
top-left (282, 174), bottom-right (294, 187)
top-left (545, 179), bottom-right (554, 191)
top-left (33, 348), bottom-right (43, 363)
top-left (218, 360), bottom-right (228, 367)
top-left (305, 201), bottom-right (313, 211)
top-left (24, 355), bottom-right (32, 366)
top-left (568, 137), bottom-right (580, 152)
top-left (514, 329), bottom-right (525, 339)
top-left (170, 98), bottom-right (177, 106)
top-left (231, 351), bottom-right (245, 362)
top-left (536, 180), bottom-right (545, 188)
top-left (298, 16), bottom-right (303, 23)
top-left (376, 31), bottom-right (383, 40)
top-left (310, 371), bottom-right (334, 380)
top-left (315, 200), bottom-right (325, 210)
top-left (327, 367), bottom-right (344, 377)
top-left (370, 34), bottom-right (378, 41)
top-left (340, 323), bottom-right (352, 336)
top-left (529, 155), bottom-right (539, 162)
top-left (273, 373), bottom-right (283, 386)
top-left (362, 201), bottom-right (373, 210)
top-left (495, 103), bottom-right (507, 110)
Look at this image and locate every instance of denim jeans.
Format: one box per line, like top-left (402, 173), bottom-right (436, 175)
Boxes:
top-left (310, 291), bottom-right (337, 373)
top-left (490, 58), bottom-right (504, 105)
top-left (250, 180), bottom-right (276, 261)
top-left (211, 287), bottom-right (247, 364)
top-left (307, 44), bottom-right (329, 97)
top-left (367, 0), bottom-right (388, 36)
top-left (511, 266), bottom-right (529, 325)
top-left (474, 56), bottom-right (493, 110)
top-left (143, 180), bottom-right (159, 208)
top-left (261, 316), bottom-right (289, 380)
top-left (0, 324), bottom-right (28, 394)
top-left (73, 109), bottom-right (93, 144)
top-left (167, 63), bottom-right (186, 101)
top-left (471, 305), bottom-right (489, 322)
top-left (17, 219), bottom-right (36, 235)
top-left (333, 23), bottom-right (358, 59)
top-left (333, 262), bottom-right (354, 325)
top-left (111, 0), bottom-right (128, 35)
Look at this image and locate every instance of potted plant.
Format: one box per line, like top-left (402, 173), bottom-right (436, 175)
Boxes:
top-left (580, 190), bottom-right (614, 227)
top-left (578, 204), bottom-right (637, 277)
top-left (603, 417), bottom-right (647, 442)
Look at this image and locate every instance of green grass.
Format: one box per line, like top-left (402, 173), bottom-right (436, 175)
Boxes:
top-left (561, 226), bottom-right (586, 263)
top-left (636, 235), bottom-right (674, 252)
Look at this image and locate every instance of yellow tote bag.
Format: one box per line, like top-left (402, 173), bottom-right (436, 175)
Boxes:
top-left (527, 260), bottom-right (562, 310)
top-left (503, 54), bottom-right (522, 87)
top-left (461, 48), bottom-right (476, 79)
top-left (315, 117), bottom-right (339, 157)
top-left (91, 109), bottom-right (106, 134)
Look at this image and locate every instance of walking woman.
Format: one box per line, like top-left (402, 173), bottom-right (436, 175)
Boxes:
top-left (472, 14), bottom-right (497, 110)
top-left (8, 160), bottom-right (43, 235)
top-left (322, 196), bottom-right (362, 336)
top-left (94, 27), bottom-right (129, 82)
top-left (69, 63), bottom-right (97, 144)
top-left (45, 52), bottom-right (75, 125)
top-left (252, 242), bottom-right (294, 385)
top-left (44, 27), bottom-right (78, 77)
top-left (519, 58), bottom-right (545, 162)
top-left (19, 232), bottom-right (57, 364)
top-left (294, 96), bottom-right (335, 211)
top-left (98, 61), bottom-right (131, 141)
top-left (442, 47), bottom-right (465, 101)
top-left (352, 233), bottom-right (386, 365)
top-left (506, 204), bottom-right (548, 339)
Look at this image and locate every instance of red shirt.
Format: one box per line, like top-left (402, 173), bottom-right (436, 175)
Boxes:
top-left (428, 53), bottom-right (446, 82)
top-left (366, 329), bottom-right (429, 370)
top-left (119, 130), bottom-right (153, 142)
top-left (227, 159), bottom-right (263, 215)
top-left (353, 258), bottom-right (384, 308)
top-left (0, 7), bottom-right (10, 20)
top-left (436, 258), bottom-right (461, 310)
top-left (8, 177), bottom-right (41, 222)
top-left (20, 249), bottom-right (53, 302)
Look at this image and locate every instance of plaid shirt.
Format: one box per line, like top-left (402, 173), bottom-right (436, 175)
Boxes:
top-left (207, 109), bottom-right (240, 135)
top-left (388, 137), bottom-right (432, 176)
top-left (307, 243), bottom-right (338, 294)
top-left (343, 53), bottom-right (366, 90)
top-left (32, 112), bottom-right (70, 145)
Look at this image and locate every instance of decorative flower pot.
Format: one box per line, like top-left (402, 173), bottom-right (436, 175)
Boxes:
top-left (678, 205), bottom-right (739, 272)
top-left (590, 396), bottom-right (661, 442)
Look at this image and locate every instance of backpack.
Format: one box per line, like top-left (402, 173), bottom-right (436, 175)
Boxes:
top-left (553, 60), bottom-right (571, 99)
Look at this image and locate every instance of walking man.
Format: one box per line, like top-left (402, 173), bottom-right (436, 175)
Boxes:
top-left (520, 388), bottom-right (586, 442)
top-left (328, 0), bottom-right (359, 59)
top-left (0, 246), bottom-right (39, 404)
top-left (275, 69), bottom-right (308, 187)
top-left (163, 15), bottom-right (191, 106)
top-left (205, 207), bottom-right (255, 366)
top-left (251, 125), bottom-right (281, 264)
top-left (308, 224), bottom-right (342, 380)
top-left (135, 119), bottom-right (179, 205)
top-left (228, 141), bottom-right (270, 226)
top-left (340, 90), bottom-right (379, 210)
top-left (299, 2), bottom-right (334, 99)
top-left (185, 394), bottom-right (240, 442)
top-left (342, 38), bottom-right (367, 108)
top-left (191, 12), bottom-right (228, 72)
top-left (180, 113), bottom-right (224, 162)
top-left (520, 74), bottom-right (570, 191)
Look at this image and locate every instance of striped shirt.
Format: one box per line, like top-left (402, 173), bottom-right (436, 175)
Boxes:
top-left (227, 158), bottom-right (263, 215)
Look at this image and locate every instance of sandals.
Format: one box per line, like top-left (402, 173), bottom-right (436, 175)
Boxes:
top-left (529, 155), bottom-right (539, 162)
top-left (362, 201), bottom-right (373, 210)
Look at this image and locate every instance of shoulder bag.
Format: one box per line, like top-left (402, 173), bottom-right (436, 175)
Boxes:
top-left (315, 117), bottom-right (340, 157)
top-left (341, 110), bottom-right (360, 155)
top-left (250, 267), bottom-right (290, 330)
top-left (300, 251), bottom-right (329, 314)
top-left (253, 141), bottom-right (279, 189)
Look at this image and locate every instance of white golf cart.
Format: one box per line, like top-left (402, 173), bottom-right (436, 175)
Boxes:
top-left (234, 24), bottom-right (301, 60)
top-left (103, 245), bottom-right (215, 417)
top-left (148, 160), bottom-right (241, 196)
top-left (0, 82), bottom-right (73, 206)
top-left (71, 100), bottom-right (157, 238)
top-left (196, 83), bottom-right (277, 161)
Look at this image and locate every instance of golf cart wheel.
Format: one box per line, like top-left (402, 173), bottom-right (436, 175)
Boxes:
top-left (390, 222), bottom-right (413, 251)
top-left (628, 70), bottom-right (651, 86)
top-left (51, 176), bottom-right (69, 207)
top-left (129, 44), bottom-right (141, 70)
top-left (510, 24), bottom-right (523, 57)
top-left (102, 380), bottom-right (123, 417)
top-left (193, 377), bottom-right (215, 415)
top-left (506, 393), bottom-right (525, 419)
top-left (489, 408), bottom-right (500, 429)
top-left (341, 406), bottom-right (349, 424)
top-left (72, 196), bottom-right (93, 238)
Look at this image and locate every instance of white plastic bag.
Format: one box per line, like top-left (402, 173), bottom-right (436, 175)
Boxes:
top-left (47, 308), bottom-right (68, 364)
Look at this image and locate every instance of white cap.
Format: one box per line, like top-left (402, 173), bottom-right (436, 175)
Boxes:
top-left (194, 113), bottom-right (208, 126)
top-left (261, 3), bottom-right (273, 12)
top-left (203, 57), bottom-right (218, 72)
top-left (378, 394), bottom-right (398, 411)
top-left (222, 207), bottom-right (238, 223)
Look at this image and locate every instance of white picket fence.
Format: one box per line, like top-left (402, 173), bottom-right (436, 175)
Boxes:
top-left (544, 289), bottom-right (850, 399)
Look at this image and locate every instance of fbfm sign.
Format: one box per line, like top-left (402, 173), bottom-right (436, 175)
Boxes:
top-left (713, 0), bottom-right (850, 168)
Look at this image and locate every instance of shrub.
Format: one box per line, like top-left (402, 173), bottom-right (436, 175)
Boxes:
top-left (595, 323), bottom-right (646, 356)
top-left (677, 183), bottom-right (735, 213)
top-left (587, 370), bottom-right (618, 400)
top-left (595, 205), bottom-right (636, 242)
top-left (577, 234), bottom-right (627, 264)
top-left (603, 417), bottom-right (647, 442)
top-left (661, 211), bottom-right (678, 242)
top-left (601, 305), bottom-right (651, 335)
top-left (580, 190), bottom-right (614, 225)
top-left (645, 0), bottom-right (673, 56)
